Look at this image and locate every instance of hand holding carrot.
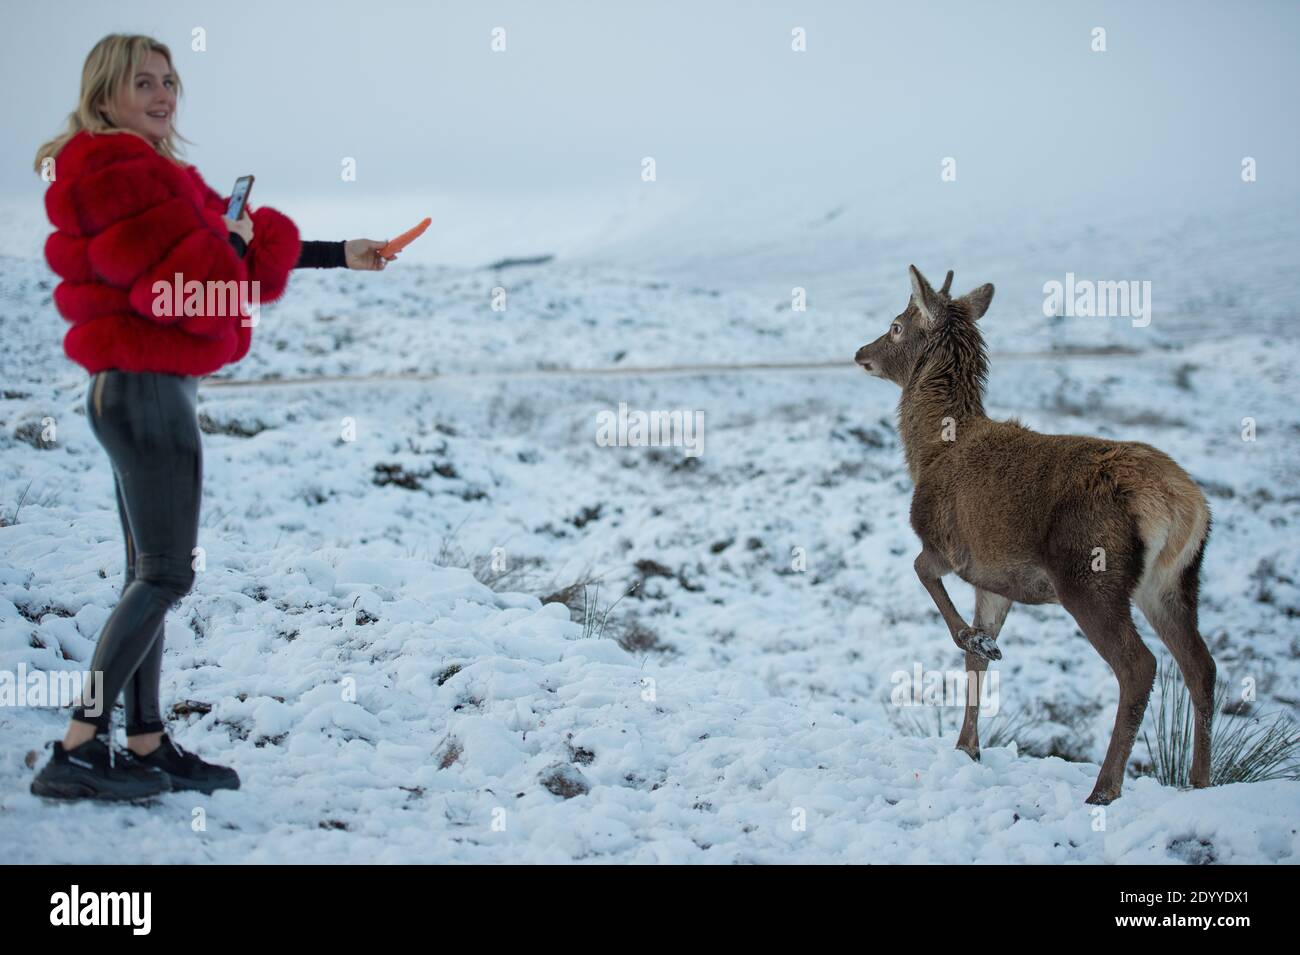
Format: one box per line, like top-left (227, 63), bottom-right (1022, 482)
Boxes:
top-left (344, 239), bottom-right (391, 271)
top-left (343, 218), bottom-right (431, 270)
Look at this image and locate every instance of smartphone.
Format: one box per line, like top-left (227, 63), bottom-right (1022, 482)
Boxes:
top-left (226, 175), bottom-right (254, 221)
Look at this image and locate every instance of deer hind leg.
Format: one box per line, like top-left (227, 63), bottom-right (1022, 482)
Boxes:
top-left (1135, 540), bottom-right (1215, 789)
top-left (1058, 588), bottom-right (1156, 805)
top-left (956, 589), bottom-right (1013, 760)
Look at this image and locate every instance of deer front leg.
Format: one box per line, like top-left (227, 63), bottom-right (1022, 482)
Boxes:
top-left (913, 549), bottom-right (1002, 662)
top-left (956, 588), bottom-right (1013, 760)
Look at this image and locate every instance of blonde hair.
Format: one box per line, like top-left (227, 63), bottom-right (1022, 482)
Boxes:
top-left (34, 34), bottom-right (193, 173)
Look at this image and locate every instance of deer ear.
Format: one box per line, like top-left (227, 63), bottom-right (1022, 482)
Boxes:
top-left (957, 283), bottom-right (995, 321)
top-left (908, 265), bottom-right (940, 326)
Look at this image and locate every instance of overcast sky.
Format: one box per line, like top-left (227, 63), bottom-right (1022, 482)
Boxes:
top-left (3, 1), bottom-right (1296, 263)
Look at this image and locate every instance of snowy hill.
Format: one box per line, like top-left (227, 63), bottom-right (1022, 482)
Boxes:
top-left (1, 202), bottom-right (1298, 863)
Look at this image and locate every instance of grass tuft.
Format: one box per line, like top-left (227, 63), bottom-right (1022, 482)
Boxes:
top-left (1142, 660), bottom-right (1300, 788)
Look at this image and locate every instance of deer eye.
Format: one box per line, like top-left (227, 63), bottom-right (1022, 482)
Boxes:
top-left (890, 322), bottom-right (902, 337)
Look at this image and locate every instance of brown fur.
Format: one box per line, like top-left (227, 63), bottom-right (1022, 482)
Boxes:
top-left (856, 266), bottom-right (1215, 804)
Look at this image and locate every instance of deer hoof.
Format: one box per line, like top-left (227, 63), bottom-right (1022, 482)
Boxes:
top-left (956, 739), bottom-right (981, 761)
top-left (957, 627), bottom-right (1001, 661)
top-left (1085, 785), bottom-right (1121, 806)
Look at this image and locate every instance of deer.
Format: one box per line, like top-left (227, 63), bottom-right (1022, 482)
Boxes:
top-left (855, 266), bottom-right (1216, 804)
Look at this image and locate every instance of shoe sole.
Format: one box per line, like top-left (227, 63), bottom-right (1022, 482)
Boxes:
top-left (163, 775), bottom-right (241, 794)
top-left (31, 775), bottom-right (172, 802)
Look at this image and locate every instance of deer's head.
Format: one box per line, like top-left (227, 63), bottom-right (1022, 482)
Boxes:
top-left (855, 265), bottom-right (994, 386)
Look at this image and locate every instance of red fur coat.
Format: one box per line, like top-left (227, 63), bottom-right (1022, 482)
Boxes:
top-left (44, 129), bottom-right (301, 375)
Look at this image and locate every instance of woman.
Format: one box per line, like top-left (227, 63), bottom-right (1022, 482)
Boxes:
top-left (30, 34), bottom-right (395, 800)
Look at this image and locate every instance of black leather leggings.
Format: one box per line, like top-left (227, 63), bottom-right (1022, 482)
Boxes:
top-left (74, 371), bottom-right (202, 734)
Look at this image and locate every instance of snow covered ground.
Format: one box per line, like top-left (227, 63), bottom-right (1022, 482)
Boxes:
top-left (1, 200), bottom-right (1297, 863)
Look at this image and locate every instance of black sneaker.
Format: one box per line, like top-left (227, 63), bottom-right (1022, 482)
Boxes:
top-left (135, 735), bottom-right (240, 793)
top-left (30, 736), bottom-right (172, 801)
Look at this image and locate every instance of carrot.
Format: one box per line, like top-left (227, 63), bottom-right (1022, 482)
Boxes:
top-left (378, 217), bottom-right (431, 259)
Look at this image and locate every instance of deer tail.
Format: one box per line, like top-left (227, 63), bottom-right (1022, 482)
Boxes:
top-left (1127, 456), bottom-right (1211, 605)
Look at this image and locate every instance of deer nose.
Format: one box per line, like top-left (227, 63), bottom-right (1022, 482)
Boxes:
top-left (854, 346), bottom-right (873, 369)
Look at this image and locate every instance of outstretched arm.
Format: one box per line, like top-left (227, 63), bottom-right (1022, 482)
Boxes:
top-left (293, 239), bottom-right (390, 270)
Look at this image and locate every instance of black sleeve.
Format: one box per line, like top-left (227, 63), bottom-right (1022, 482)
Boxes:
top-left (295, 240), bottom-right (348, 269)
top-left (228, 233), bottom-right (247, 258)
